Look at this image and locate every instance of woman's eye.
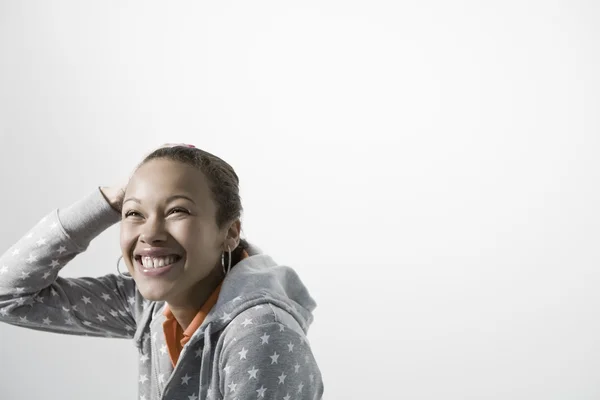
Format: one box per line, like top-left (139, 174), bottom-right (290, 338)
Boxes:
top-left (169, 208), bottom-right (189, 215)
top-left (123, 209), bottom-right (188, 218)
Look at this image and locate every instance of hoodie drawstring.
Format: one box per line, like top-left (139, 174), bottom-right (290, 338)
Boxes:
top-left (198, 323), bottom-right (213, 398)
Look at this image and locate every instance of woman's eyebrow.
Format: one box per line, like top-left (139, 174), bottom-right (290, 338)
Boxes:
top-left (123, 197), bottom-right (140, 205)
top-left (122, 195), bottom-right (196, 205)
top-left (167, 194), bottom-right (196, 204)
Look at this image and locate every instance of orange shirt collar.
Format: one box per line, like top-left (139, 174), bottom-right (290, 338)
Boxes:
top-left (163, 282), bottom-right (222, 347)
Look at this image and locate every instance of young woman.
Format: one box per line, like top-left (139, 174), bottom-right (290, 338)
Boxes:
top-left (0, 144), bottom-right (323, 400)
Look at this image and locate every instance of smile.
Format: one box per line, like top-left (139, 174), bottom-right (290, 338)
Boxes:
top-left (134, 255), bottom-right (182, 277)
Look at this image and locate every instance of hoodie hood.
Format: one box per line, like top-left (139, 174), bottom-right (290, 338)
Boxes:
top-left (192, 243), bottom-right (317, 343)
top-left (170, 244), bottom-right (318, 399)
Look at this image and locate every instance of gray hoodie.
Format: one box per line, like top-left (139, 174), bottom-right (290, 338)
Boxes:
top-left (0, 189), bottom-right (324, 400)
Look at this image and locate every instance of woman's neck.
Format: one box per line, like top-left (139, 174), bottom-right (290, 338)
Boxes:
top-left (166, 266), bottom-right (224, 331)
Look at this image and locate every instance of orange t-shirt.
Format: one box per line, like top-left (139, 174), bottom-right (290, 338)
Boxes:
top-left (162, 250), bottom-right (249, 367)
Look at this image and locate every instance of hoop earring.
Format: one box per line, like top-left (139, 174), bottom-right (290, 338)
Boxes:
top-left (221, 246), bottom-right (232, 276)
top-left (116, 255), bottom-right (133, 279)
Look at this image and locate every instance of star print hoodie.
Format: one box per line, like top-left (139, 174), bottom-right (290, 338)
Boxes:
top-left (0, 188), bottom-right (324, 400)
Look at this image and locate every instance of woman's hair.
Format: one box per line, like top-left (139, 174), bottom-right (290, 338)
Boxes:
top-left (137, 146), bottom-right (250, 267)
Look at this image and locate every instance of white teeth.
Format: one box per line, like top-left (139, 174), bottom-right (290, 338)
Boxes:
top-left (141, 255), bottom-right (178, 269)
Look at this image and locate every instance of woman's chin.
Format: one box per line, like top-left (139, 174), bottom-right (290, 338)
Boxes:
top-left (136, 282), bottom-right (172, 302)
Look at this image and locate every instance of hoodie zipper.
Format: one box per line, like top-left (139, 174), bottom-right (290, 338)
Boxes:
top-left (161, 340), bottom-right (194, 397)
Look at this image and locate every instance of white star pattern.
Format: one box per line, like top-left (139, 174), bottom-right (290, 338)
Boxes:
top-left (188, 393), bottom-right (198, 400)
top-left (287, 342), bottom-right (294, 352)
top-left (140, 354), bottom-right (149, 364)
top-left (256, 385), bottom-right (267, 398)
top-left (50, 260), bottom-right (60, 268)
top-left (270, 351), bottom-right (280, 364)
top-left (0, 265), bottom-right (7, 274)
top-left (260, 333), bottom-right (270, 344)
top-left (181, 374), bottom-right (191, 385)
top-left (238, 347), bottom-right (248, 360)
top-left (57, 246), bottom-right (66, 254)
top-left (36, 238), bottom-right (47, 246)
top-left (278, 372), bottom-right (287, 384)
top-left (81, 296), bottom-right (91, 304)
top-left (159, 344), bottom-right (168, 355)
top-left (228, 382), bottom-right (237, 392)
top-left (139, 374), bottom-right (148, 384)
top-left (96, 314), bottom-right (106, 322)
top-left (42, 272), bottom-right (51, 280)
top-left (241, 318), bottom-right (253, 327)
top-left (42, 317), bottom-right (51, 325)
top-left (221, 312), bottom-right (232, 322)
top-left (247, 366), bottom-right (259, 379)
top-left (101, 293), bottom-right (111, 301)
top-left (0, 308), bottom-right (8, 317)
top-left (283, 394), bottom-right (291, 400)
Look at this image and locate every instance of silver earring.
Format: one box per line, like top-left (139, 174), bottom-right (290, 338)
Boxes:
top-left (221, 246), bottom-right (232, 276)
top-left (116, 255), bottom-right (133, 279)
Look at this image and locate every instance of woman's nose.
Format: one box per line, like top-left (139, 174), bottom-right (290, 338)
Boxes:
top-left (139, 219), bottom-right (168, 243)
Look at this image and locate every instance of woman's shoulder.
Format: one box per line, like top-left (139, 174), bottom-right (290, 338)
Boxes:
top-left (222, 302), bottom-right (307, 342)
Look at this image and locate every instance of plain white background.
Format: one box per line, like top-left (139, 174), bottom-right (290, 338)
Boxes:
top-left (1, 1), bottom-right (599, 399)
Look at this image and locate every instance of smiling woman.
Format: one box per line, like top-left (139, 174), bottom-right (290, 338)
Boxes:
top-left (0, 144), bottom-right (324, 400)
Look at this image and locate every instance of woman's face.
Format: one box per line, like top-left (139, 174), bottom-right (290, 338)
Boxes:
top-left (120, 158), bottom-right (226, 304)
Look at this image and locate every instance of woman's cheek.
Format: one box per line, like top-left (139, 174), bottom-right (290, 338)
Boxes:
top-left (119, 225), bottom-right (136, 255)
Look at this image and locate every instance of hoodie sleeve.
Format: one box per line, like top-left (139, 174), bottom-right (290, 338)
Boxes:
top-left (0, 188), bottom-right (138, 339)
top-left (220, 321), bottom-right (324, 400)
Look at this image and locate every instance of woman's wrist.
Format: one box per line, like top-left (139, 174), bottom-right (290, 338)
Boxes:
top-left (99, 186), bottom-right (125, 213)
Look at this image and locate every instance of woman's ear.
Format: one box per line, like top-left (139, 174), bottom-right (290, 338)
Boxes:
top-left (224, 219), bottom-right (242, 250)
